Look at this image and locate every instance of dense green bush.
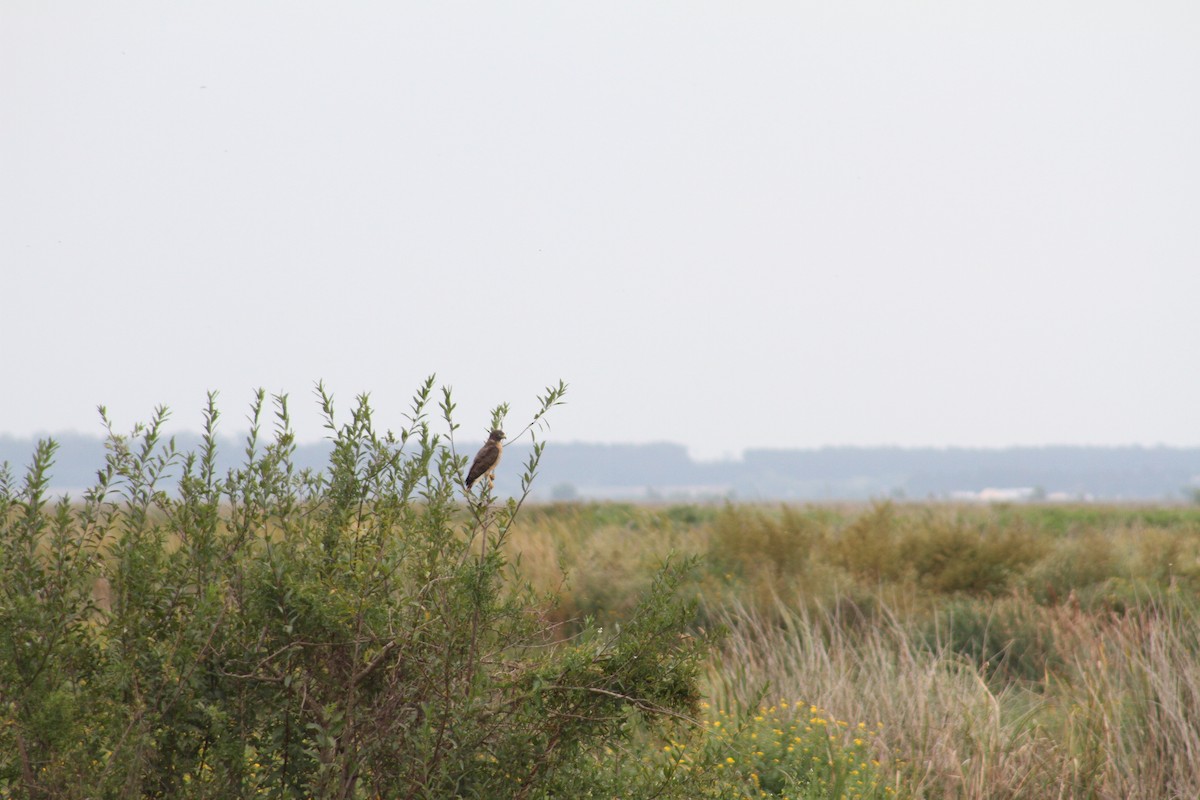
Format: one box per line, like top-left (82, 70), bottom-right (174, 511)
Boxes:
top-left (710, 505), bottom-right (822, 584)
top-left (900, 514), bottom-right (1045, 595)
top-left (826, 502), bottom-right (903, 585)
top-left (0, 380), bottom-right (716, 799)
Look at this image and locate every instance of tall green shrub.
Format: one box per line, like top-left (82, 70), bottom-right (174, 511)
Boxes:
top-left (0, 380), bottom-right (713, 799)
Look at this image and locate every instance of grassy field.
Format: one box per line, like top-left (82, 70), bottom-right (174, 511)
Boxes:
top-left (9, 384), bottom-right (1199, 798)
top-left (6, 412), bottom-right (1200, 797)
top-left (506, 501), bottom-right (1200, 799)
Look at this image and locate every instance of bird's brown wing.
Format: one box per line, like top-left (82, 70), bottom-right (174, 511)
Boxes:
top-left (465, 441), bottom-right (500, 488)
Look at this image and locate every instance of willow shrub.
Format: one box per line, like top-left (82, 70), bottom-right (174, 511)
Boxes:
top-left (0, 379), bottom-right (714, 799)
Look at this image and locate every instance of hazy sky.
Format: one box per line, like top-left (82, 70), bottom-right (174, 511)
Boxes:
top-left (3, 2), bottom-right (1198, 459)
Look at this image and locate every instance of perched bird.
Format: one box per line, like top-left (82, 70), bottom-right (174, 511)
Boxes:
top-left (465, 429), bottom-right (505, 489)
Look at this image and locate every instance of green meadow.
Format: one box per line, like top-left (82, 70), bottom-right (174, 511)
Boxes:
top-left (4, 387), bottom-right (1199, 798)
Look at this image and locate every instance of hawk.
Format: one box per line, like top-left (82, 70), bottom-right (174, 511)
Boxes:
top-left (465, 429), bottom-right (505, 489)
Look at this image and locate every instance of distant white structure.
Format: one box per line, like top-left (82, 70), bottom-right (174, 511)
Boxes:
top-left (950, 487), bottom-right (1037, 503)
top-left (568, 484), bottom-right (734, 502)
top-left (949, 487), bottom-right (1094, 503)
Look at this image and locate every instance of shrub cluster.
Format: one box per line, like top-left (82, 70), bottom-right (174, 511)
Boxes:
top-left (0, 381), bottom-right (716, 799)
top-left (517, 501), bottom-right (1200, 626)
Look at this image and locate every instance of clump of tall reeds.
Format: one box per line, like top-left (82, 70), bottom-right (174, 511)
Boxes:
top-left (706, 588), bottom-right (1200, 799)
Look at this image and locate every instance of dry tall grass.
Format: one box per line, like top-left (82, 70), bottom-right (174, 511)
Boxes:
top-left (504, 502), bottom-right (1200, 798)
top-left (707, 592), bottom-right (1200, 799)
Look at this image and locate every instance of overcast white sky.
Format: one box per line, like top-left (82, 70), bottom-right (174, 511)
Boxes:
top-left (3, 2), bottom-right (1198, 459)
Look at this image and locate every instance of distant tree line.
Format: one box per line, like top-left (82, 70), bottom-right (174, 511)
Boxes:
top-left (3, 435), bottom-right (1198, 502)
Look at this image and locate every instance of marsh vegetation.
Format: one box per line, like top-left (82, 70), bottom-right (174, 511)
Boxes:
top-left (4, 383), bottom-right (1199, 798)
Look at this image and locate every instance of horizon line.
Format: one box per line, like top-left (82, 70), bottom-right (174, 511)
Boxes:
top-left (3, 430), bottom-right (1199, 457)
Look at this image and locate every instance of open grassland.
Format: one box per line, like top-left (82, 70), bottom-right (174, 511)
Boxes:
top-left (10, 387), bottom-right (1198, 798)
top-left (507, 502), bottom-right (1200, 799)
top-left (6, 413), bottom-right (1200, 798)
